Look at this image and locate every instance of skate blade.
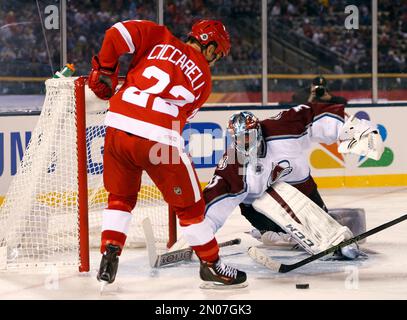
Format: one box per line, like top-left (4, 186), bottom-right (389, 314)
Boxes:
top-left (199, 281), bottom-right (248, 290)
top-left (99, 280), bottom-right (109, 294)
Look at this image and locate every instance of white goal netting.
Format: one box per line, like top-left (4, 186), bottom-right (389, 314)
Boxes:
top-left (0, 77), bottom-right (171, 272)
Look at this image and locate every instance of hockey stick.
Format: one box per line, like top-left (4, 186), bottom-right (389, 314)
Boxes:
top-left (154, 238), bottom-right (241, 267)
top-left (248, 214), bottom-right (407, 273)
top-left (142, 217), bottom-right (241, 267)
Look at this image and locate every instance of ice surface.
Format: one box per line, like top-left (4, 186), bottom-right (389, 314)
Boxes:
top-left (0, 187), bottom-right (406, 300)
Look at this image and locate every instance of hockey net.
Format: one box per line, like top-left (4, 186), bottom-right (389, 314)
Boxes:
top-left (0, 77), bottom-right (176, 272)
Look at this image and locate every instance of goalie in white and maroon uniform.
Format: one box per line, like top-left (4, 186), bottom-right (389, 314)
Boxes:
top-left (88, 19), bottom-right (247, 288)
top-left (203, 104), bottom-right (383, 259)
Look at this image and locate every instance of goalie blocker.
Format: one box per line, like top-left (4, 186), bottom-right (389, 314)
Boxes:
top-left (252, 181), bottom-right (361, 258)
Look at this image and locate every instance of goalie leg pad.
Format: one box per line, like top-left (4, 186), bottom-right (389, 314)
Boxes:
top-left (240, 203), bottom-right (285, 233)
top-left (252, 182), bottom-right (353, 254)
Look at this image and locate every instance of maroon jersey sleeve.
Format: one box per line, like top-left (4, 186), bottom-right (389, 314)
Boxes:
top-left (203, 152), bottom-right (246, 207)
top-left (261, 102), bottom-right (345, 140)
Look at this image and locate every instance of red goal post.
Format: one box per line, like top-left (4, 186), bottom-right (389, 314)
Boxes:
top-left (0, 76), bottom-right (177, 273)
top-left (76, 77), bottom-right (178, 272)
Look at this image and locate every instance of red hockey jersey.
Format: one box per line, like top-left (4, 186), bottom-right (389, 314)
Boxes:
top-left (99, 20), bottom-right (212, 149)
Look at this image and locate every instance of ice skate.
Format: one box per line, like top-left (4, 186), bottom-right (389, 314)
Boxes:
top-left (199, 258), bottom-right (247, 289)
top-left (97, 244), bottom-right (120, 291)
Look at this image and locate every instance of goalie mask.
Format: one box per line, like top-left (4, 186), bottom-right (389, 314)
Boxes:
top-left (227, 111), bottom-right (263, 157)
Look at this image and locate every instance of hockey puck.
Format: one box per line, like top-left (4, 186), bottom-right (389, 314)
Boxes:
top-left (296, 283), bottom-right (309, 289)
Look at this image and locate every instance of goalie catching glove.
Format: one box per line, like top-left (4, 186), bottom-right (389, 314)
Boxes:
top-left (338, 115), bottom-right (384, 160)
top-left (88, 55), bottom-right (119, 100)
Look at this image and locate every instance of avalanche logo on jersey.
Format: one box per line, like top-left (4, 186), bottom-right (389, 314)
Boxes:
top-left (310, 111), bottom-right (394, 169)
top-left (267, 161), bottom-right (293, 187)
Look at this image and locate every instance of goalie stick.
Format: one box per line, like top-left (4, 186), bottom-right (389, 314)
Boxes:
top-left (248, 214), bottom-right (407, 273)
top-left (154, 238), bottom-right (241, 267)
top-left (141, 217), bottom-right (241, 267)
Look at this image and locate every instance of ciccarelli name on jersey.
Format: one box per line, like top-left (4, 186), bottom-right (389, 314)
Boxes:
top-left (147, 44), bottom-right (205, 91)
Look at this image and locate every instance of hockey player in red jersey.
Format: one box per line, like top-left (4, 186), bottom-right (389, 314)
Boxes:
top-left (88, 19), bottom-right (247, 288)
top-left (203, 104), bottom-right (383, 259)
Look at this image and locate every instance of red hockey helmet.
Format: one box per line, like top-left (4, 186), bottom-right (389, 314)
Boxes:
top-left (188, 20), bottom-right (231, 57)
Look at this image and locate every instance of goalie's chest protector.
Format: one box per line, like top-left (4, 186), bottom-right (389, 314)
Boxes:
top-left (245, 155), bottom-right (274, 201)
top-left (243, 140), bottom-right (310, 204)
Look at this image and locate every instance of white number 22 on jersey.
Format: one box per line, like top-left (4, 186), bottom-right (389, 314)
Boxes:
top-left (122, 66), bottom-right (195, 117)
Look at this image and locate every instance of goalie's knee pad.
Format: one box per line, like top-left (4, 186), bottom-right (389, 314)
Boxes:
top-left (107, 193), bottom-right (138, 212)
top-left (240, 204), bottom-right (285, 233)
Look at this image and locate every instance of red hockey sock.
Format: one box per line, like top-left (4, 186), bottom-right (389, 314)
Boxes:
top-left (101, 230), bottom-right (127, 255)
top-left (191, 238), bottom-right (219, 263)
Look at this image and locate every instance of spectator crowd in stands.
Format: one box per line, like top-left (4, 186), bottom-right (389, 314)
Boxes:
top-left (268, 0), bottom-right (406, 74)
top-left (0, 0), bottom-right (406, 94)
